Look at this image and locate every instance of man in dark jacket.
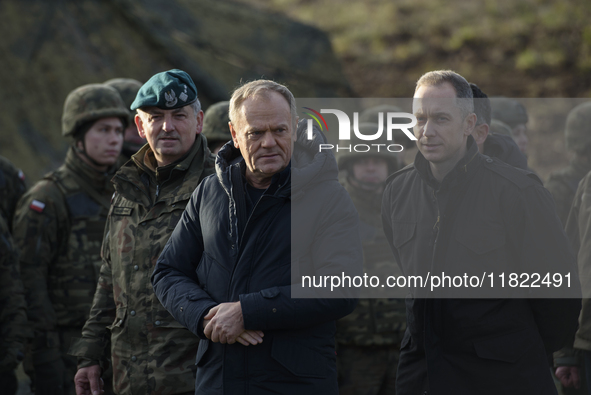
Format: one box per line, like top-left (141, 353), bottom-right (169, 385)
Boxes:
top-left (152, 80), bottom-right (361, 395)
top-left (381, 70), bottom-right (581, 395)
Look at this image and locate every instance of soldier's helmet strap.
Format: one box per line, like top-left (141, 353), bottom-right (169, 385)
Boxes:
top-left (73, 141), bottom-right (110, 170)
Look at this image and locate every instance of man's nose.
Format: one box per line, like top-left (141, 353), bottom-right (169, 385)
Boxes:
top-left (108, 129), bottom-right (123, 145)
top-left (422, 120), bottom-right (436, 137)
top-left (261, 131), bottom-right (277, 147)
top-left (162, 113), bottom-right (175, 132)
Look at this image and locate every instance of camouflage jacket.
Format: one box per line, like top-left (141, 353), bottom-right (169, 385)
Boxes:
top-left (70, 135), bottom-right (215, 395)
top-left (0, 155), bottom-right (26, 229)
top-left (546, 155), bottom-right (591, 227)
top-left (0, 215), bottom-right (28, 372)
top-left (13, 147), bottom-right (116, 364)
top-left (336, 180), bottom-right (406, 347)
top-left (565, 170), bottom-right (591, 352)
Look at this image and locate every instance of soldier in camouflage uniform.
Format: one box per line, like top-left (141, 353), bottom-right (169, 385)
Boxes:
top-left (202, 101), bottom-right (231, 154)
top-left (0, 155), bottom-right (27, 228)
top-left (104, 78), bottom-right (146, 161)
top-left (336, 123), bottom-right (406, 395)
top-left (0, 215), bottom-right (29, 395)
top-left (70, 69), bottom-right (215, 395)
top-left (547, 102), bottom-right (591, 227)
top-left (12, 83), bottom-right (128, 395)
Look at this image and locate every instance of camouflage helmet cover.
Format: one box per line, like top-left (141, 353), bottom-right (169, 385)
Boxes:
top-left (337, 122), bottom-right (401, 172)
top-left (202, 101), bottom-right (231, 143)
top-left (489, 119), bottom-right (513, 137)
top-left (104, 78), bottom-right (143, 124)
top-left (490, 97), bottom-right (528, 128)
top-left (62, 84), bottom-right (129, 137)
top-left (565, 101), bottom-right (591, 153)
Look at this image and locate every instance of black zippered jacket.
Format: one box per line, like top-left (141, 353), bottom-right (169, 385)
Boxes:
top-left (381, 136), bottom-right (580, 395)
top-left (152, 121), bottom-right (361, 395)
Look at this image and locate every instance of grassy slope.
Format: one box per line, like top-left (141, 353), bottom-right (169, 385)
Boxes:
top-left (238, 0), bottom-right (591, 179)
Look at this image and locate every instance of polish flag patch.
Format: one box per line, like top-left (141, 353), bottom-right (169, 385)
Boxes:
top-left (30, 200), bottom-right (45, 213)
top-left (18, 170), bottom-right (25, 181)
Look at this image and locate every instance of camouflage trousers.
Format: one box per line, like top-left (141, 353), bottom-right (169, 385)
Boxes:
top-left (337, 344), bottom-right (400, 395)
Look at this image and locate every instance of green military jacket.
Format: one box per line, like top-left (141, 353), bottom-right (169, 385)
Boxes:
top-left (0, 215), bottom-right (28, 372)
top-left (0, 155), bottom-right (26, 229)
top-left (336, 180), bottom-right (407, 346)
top-left (546, 155), bottom-right (591, 227)
top-left (565, 170), bottom-right (591, 352)
top-left (70, 134), bottom-right (215, 395)
top-left (13, 147), bottom-right (116, 364)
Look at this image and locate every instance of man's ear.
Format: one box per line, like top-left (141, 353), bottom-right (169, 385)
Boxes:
top-left (75, 139), bottom-right (84, 152)
top-left (464, 113), bottom-right (477, 136)
top-left (195, 110), bottom-right (204, 135)
top-left (135, 114), bottom-right (146, 139)
top-left (472, 123), bottom-right (489, 146)
top-left (292, 117), bottom-right (299, 142)
top-left (229, 122), bottom-right (239, 149)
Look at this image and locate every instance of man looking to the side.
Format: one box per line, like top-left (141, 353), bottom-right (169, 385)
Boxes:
top-left (152, 79), bottom-right (361, 394)
top-left (381, 70), bottom-right (580, 395)
top-left (70, 69), bottom-right (215, 395)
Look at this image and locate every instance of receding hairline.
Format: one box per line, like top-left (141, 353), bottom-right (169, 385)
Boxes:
top-left (229, 80), bottom-right (297, 130)
top-left (232, 92), bottom-right (292, 129)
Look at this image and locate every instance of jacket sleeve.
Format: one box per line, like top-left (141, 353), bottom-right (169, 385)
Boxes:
top-left (12, 180), bottom-right (69, 364)
top-left (240, 186), bottom-right (361, 331)
top-left (0, 217), bottom-right (29, 371)
top-left (565, 172), bottom-right (591, 352)
top-left (68, 218), bottom-right (116, 368)
top-left (151, 185), bottom-right (218, 339)
top-left (505, 181), bottom-right (581, 353)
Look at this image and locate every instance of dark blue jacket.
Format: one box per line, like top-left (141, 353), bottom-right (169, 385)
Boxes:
top-left (382, 137), bottom-right (580, 395)
top-left (152, 122), bottom-right (361, 394)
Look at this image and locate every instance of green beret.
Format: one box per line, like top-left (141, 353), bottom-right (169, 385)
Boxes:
top-left (131, 69), bottom-right (197, 111)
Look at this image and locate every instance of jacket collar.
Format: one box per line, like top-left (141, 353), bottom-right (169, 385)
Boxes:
top-left (131, 135), bottom-right (204, 183)
top-left (114, 133), bottom-right (209, 199)
top-left (415, 135), bottom-right (482, 191)
top-left (64, 146), bottom-right (116, 192)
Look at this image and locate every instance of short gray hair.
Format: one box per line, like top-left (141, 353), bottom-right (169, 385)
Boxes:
top-left (191, 99), bottom-right (202, 117)
top-left (229, 80), bottom-right (297, 129)
top-left (415, 70), bottom-right (474, 118)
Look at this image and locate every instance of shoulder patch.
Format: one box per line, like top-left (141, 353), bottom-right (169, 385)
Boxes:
top-left (484, 158), bottom-right (542, 188)
top-left (29, 199), bottom-right (46, 213)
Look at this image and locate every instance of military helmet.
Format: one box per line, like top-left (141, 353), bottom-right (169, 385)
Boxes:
top-left (490, 97), bottom-right (528, 128)
top-left (359, 104), bottom-right (415, 149)
top-left (565, 101), bottom-right (591, 153)
top-left (489, 119), bottom-right (512, 137)
top-left (203, 101), bottom-right (231, 144)
top-left (62, 84), bottom-right (129, 137)
top-left (104, 78), bottom-right (143, 124)
top-left (337, 122), bottom-right (401, 173)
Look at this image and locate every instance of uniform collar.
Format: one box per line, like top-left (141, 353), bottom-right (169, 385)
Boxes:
top-left (64, 146), bottom-right (116, 191)
top-left (131, 134), bottom-right (205, 184)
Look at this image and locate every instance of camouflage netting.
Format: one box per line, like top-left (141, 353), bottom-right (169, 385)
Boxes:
top-left (0, 0), bottom-right (352, 181)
